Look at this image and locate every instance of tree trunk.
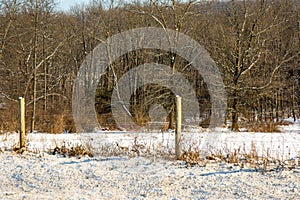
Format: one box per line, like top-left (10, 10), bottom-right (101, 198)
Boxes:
top-left (231, 87), bottom-right (239, 131)
top-left (31, 0), bottom-right (39, 133)
top-left (292, 84), bottom-right (296, 122)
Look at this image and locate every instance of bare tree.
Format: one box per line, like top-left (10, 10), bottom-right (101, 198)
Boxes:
top-left (199, 0), bottom-right (299, 130)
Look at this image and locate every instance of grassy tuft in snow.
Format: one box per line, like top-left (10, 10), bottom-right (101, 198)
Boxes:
top-left (51, 142), bottom-right (93, 158)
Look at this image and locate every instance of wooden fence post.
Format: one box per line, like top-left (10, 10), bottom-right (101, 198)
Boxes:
top-left (19, 97), bottom-right (25, 149)
top-left (175, 95), bottom-right (182, 159)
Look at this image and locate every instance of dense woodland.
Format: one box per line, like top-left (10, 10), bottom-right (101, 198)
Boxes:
top-left (0, 0), bottom-right (299, 133)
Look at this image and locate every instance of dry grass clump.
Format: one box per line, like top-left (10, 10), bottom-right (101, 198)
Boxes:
top-left (179, 151), bottom-right (201, 166)
top-left (96, 113), bottom-right (120, 131)
top-left (52, 143), bottom-right (93, 158)
top-left (95, 136), bottom-right (150, 158)
top-left (0, 104), bottom-right (18, 133)
top-left (37, 111), bottom-right (75, 133)
top-left (178, 142), bottom-right (299, 172)
top-left (12, 146), bottom-right (26, 154)
top-left (245, 121), bottom-right (281, 132)
top-left (0, 104), bottom-right (76, 134)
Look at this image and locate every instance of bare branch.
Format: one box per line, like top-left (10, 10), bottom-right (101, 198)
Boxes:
top-left (0, 91), bottom-right (18, 102)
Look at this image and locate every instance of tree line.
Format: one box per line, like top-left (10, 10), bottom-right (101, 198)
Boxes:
top-left (0, 0), bottom-right (299, 133)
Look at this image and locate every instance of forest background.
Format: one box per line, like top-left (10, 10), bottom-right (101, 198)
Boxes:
top-left (0, 0), bottom-right (299, 133)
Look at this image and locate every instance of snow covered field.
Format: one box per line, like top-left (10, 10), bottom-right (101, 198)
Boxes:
top-left (0, 153), bottom-right (299, 199)
top-left (0, 121), bottom-right (299, 199)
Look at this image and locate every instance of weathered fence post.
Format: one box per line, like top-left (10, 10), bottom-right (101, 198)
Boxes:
top-left (175, 95), bottom-right (182, 159)
top-left (19, 97), bottom-right (25, 149)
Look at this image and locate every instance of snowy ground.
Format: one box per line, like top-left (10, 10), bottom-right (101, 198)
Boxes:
top-left (0, 152), bottom-right (299, 200)
top-left (0, 120), bottom-right (299, 199)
